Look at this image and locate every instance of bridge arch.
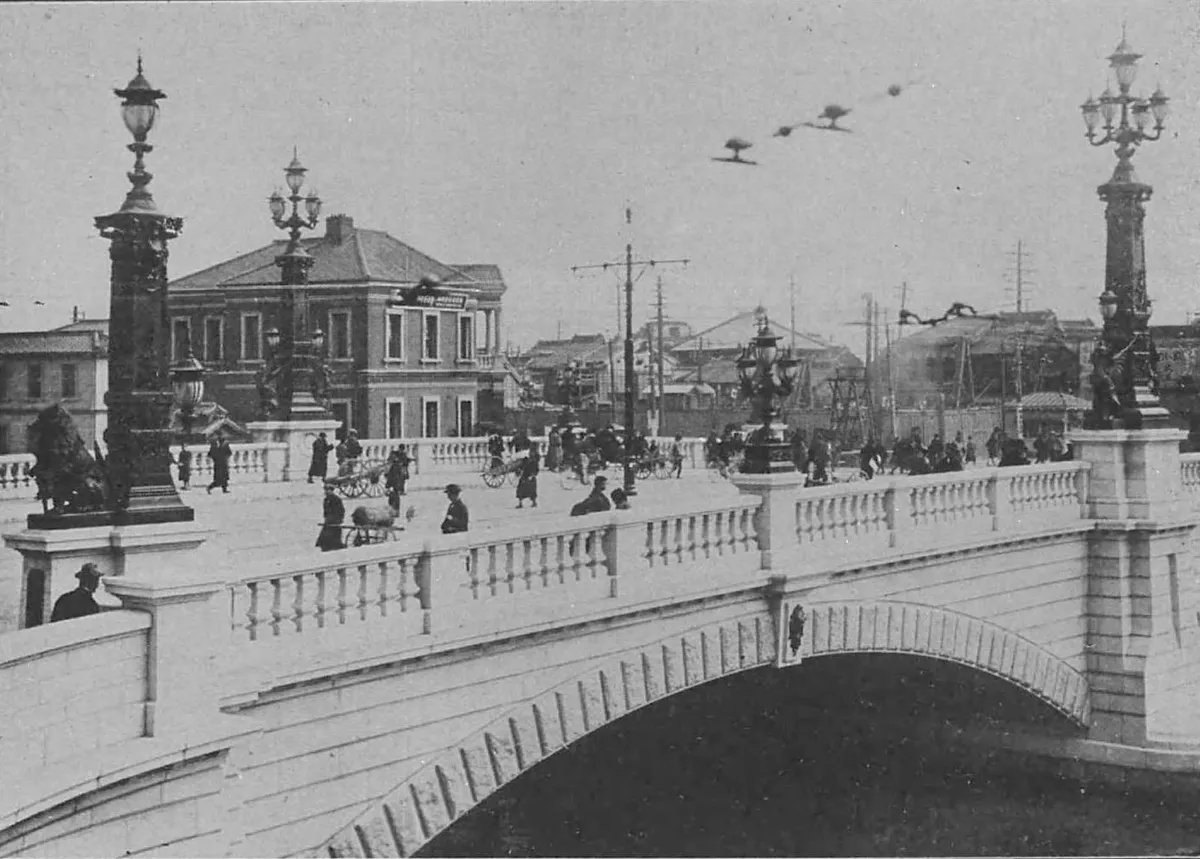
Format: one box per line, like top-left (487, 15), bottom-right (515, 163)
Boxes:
top-left (320, 600), bottom-right (1089, 858)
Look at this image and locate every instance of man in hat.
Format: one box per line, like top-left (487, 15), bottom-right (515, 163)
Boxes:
top-left (571, 475), bottom-right (613, 517)
top-left (50, 563), bottom-right (102, 623)
top-left (441, 484), bottom-right (469, 534)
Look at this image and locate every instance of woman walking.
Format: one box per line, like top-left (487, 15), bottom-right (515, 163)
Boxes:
top-left (207, 435), bottom-right (232, 494)
top-left (516, 442), bottom-right (540, 509)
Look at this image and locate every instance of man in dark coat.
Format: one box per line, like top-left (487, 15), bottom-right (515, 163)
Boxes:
top-left (516, 443), bottom-right (540, 509)
top-left (441, 484), bottom-right (469, 534)
top-left (316, 485), bottom-right (346, 552)
top-left (207, 435), bottom-right (232, 494)
top-left (385, 445), bottom-right (413, 508)
top-left (308, 432), bottom-right (333, 484)
top-left (51, 563), bottom-right (102, 622)
top-left (571, 476), bottom-right (613, 517)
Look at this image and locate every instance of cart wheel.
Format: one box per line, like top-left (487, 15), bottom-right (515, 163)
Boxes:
top-left (635, 463), bottom-right (652, 480)
top-left (559, 468), bottom-right (584, 491)
top-left (345, 480), bottom-right (366, 499)
top-left (482, 469), bottom-right (505, 488)
top-left (364, 479), bottom-right (386, 498)
top-left (654, 462), bottom-right (671, 480)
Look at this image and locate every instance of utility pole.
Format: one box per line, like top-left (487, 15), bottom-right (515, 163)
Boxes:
top-left (1006, 240), bottom-right (1035, 438)
top-left (607, 335), bottom-right (617, 424)
top-left (655, 274), bottom-right (666, 437)
top-left (884, 319), bottom-right (898, 440)
top-left (572, 208), bottom-right (688, 495)
top-left (790, 274), bottom-right (797, 351)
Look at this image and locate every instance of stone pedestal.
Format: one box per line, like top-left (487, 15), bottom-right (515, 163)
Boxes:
top-left (3, 521), bottom-right (213, 630)
top-left (1069, 427), bottom-right (1200, 745)
top-left (247, 418), bottom-right (341, 483)
top-left (105, 572), bottom-right (226, 737)
top-left (730, 470), bottom-right (806, 570)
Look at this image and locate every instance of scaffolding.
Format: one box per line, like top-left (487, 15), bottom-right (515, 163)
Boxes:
top-left (829, 366), bottom-right (873, 449)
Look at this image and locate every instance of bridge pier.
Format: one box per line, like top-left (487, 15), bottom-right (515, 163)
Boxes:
top-left (1072, 428), bottom-right (1200, 745)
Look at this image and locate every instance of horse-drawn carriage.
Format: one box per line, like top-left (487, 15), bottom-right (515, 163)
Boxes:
top-left (325, 459), bottom-right (388, 499)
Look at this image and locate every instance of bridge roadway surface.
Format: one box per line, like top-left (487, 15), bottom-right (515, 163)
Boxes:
top-left (0, 464), bottom-right (748, 631)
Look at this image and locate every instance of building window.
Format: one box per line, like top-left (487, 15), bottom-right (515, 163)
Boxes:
top-left (241, 313), bottom-right (262, 361)
top-left (458, 397), bottom-right (474, 436)
top-left (458, 314), bottom-right (474, 361)
top-left (0, 365), bottom-right (8, 402)
top-left (172, 318), bottom-right (192, 362)
top-left (329, 311), bottom-right (351, 360)
top-left (386, 311), bottom-right (405, 362)
top-left (0, 424), bottom-right (8, 455)
top-left (204, 317), bottom-right (223, 365)
top-left (27, 363), bottom-right (42, 400)
top-left (423, 312), bottom-right (440, 362)
top-left (60, 364), bottom-right (77, 399)
top-left (423, 397), bottom-right (440, 437)
top-left (387, 399), bottom-right (405, 438)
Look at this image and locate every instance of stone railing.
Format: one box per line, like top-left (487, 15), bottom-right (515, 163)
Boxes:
top-left (178, 442), bottom-right (289, 485)
top-left (220, 495), bottom-right (763, 678)
top-left (1181, 453), bottom-right (1200, 496)
top-left (0, 454), bottom-right (36, 501)
top-left (792, 462), bottom-right (1091, 566)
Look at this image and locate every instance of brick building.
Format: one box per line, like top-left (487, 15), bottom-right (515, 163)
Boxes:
top-left (166, 215), bottom-right (507, 439)
top-left (0, 319), bottom-right (109, 453)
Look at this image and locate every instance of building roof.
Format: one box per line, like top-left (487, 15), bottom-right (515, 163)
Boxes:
top-left (674, 357), bottom-right (742, 386)
top-left (894, 310), bottom-right (1071, 357)
top-left (671, 310), bottom-right (833, 355)
top-left (663, 382), bottom-right (715, 397)
top-left (521, 334), bottom-right (612, 370)
top-left (55, 319), bottom-right (110, 334)
top-left (169, 215), bottom-right (506, 296)
top-left (0, 329), bottom-right (107, 356)
top-left (1019, 391), bottom-right (1091, 411)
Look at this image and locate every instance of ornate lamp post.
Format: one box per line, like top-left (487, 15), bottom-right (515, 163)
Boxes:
top-left (260, 150), bottom-right (329, 420)
top-left (89, 58), bottom-right (193, 525)
top-left (1080, 30), bottom-right (1170, 429)
top-left (736, 309), bottom-right (799, 473)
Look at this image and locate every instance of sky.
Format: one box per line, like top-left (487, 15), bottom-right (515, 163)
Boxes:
top-left (3, 0), bottom-right (1200, 356)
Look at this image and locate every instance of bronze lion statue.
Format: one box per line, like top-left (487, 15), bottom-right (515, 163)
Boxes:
top-left (28, 404), bottom-right (108, 515)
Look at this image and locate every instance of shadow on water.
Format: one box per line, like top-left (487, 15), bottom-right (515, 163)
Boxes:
top-left (420, 655), bottom-right (1200, 857)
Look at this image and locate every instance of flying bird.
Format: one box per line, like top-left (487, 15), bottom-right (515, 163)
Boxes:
top-left (717, 78), bottom-right (929, 165)
top-left (711, 137), bottom-right (758, 166)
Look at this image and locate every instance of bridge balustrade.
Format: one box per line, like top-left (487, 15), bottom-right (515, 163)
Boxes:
top-left (0, 454), bottom-right (36, 501)
top-left (1181, 452), bottom-right (1200, 497)
top-left (792, 462), bottom-right (1090, 566)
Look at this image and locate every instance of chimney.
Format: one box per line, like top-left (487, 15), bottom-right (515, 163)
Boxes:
top-left (325, 214), bottom-right (355, 245)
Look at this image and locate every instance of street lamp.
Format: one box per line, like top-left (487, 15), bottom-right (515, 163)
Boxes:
top-left (170, 350), bottom-right (206, 442)
top-left (258, 149), bottom-right (330, 420)
top-left (87, 58), bottom-right (193, 525)
top-left (736, 309), bottom-right (799, 473)
top-left (1081, 29), bottom-right (1170, 429)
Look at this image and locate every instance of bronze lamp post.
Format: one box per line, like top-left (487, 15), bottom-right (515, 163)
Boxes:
top-left (1080, 31), bottom-right (1170, 429)
top-left (736, 309), bottom-right (799, 473)
top-left (258, 151), bottom-right (330, 420)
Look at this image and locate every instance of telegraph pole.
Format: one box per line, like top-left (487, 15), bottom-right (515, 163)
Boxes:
top-left (572, 208), bottom-right (688, 495)
top-left (1007, 240), bottom-right (1035, 437)
top-left (655, 274), bottom-right (666, 436)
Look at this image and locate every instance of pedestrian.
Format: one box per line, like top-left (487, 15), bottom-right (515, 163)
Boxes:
top-left (790, 429), bottom-right (809, 474)
top-left (611, 486), bottom-right (630, 510)
top-left (571, 475), bottom-right (613, 517)
top-left (308, 432), bottom-right (333, 484)
top-left (516, 442), bottom-right (540, 509)
top-left (965, 436), bottom-right (977, 466)
top-left (385, 445), bottom-right (412, 508)
top-left (316, 484), bottom-right (346, 552)
top-left (344, 430), bottom-right (363, 469)
top-left (487, 432), bottom-right (506, 469)
top-left (176, 446), bottom-right (192, 490)
top-left (51, 563), bottom-right (102, 623)
top-left (546, 429), bottom-right (562, 472)
top-left (669, 434), bottom-right (685, 479)
top-left (207, 434), bottom-right (232, 494)
top-left (441, 484), bottom-right (469, 534)
top-left (985, 427), bottom-right (1002, 466)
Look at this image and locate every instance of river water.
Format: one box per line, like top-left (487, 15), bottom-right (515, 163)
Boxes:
top-left (422, 656), bottom-right (1200, 857)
